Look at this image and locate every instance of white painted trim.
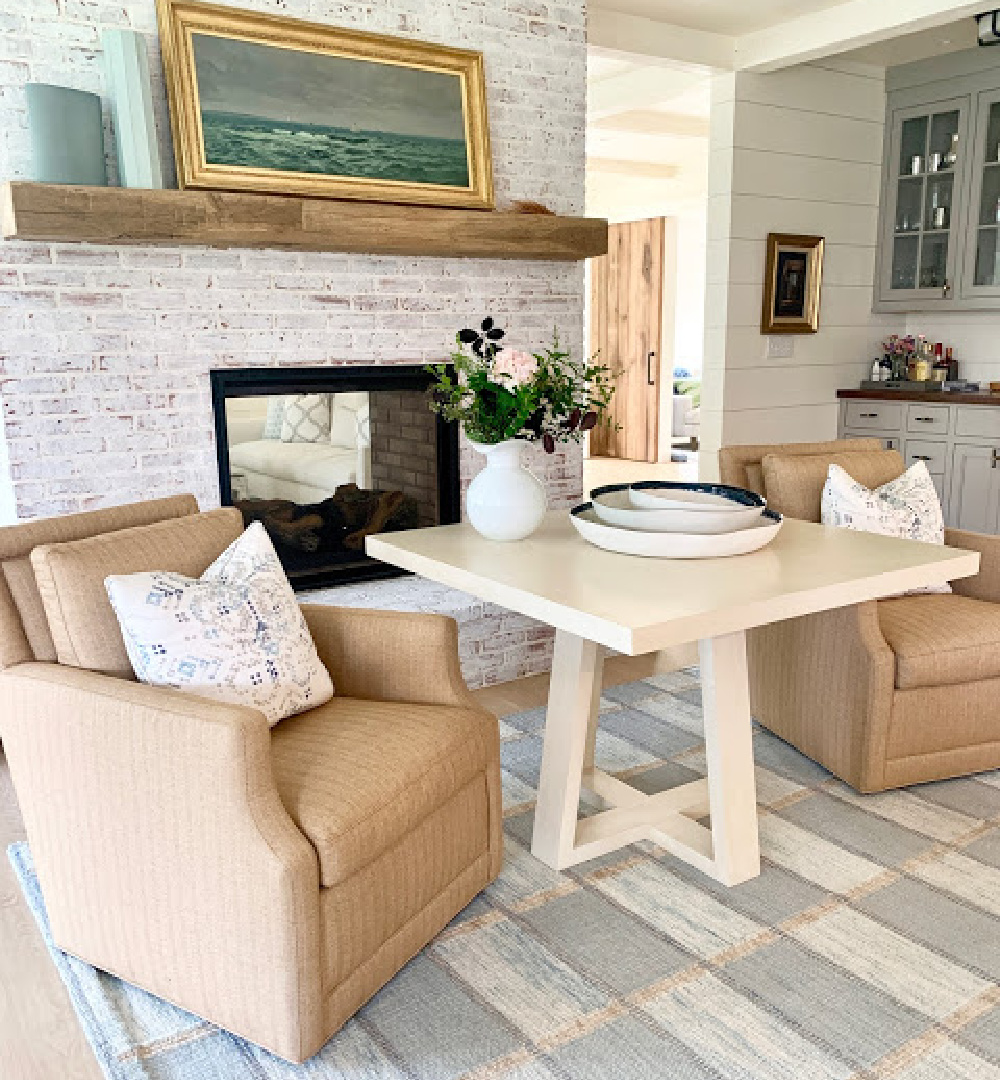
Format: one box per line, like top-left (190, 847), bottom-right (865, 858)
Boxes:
top-left (734, 0), bottom-right (987, 74)
top-left (588, 10), bottom-right (735, 72)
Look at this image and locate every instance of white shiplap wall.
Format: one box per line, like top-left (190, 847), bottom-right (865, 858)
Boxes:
top-left (701, 61), bottom-right (895, 474)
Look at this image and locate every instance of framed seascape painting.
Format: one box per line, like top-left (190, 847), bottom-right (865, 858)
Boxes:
top-left (155, 0), bottom-right (494, 208)
top-left (761, 233), bottom-right (824, 333)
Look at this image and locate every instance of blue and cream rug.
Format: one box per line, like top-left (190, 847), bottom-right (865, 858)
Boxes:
top-left (12, 670), bottom-right (1000, 1080)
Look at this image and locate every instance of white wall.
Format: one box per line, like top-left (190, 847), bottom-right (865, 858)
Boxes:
top-left (701, 60), bottom-right (896, 475)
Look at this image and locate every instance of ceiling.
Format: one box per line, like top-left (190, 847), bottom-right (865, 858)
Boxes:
top-left (588, 0), bottom-right (846, 37)
top-left (836, 17), bottom-right (979, 67)
top-left (586, 54), bottom-right (711, 217)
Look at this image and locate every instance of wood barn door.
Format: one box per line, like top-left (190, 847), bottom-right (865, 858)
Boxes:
top-left (588, 217), bottom-right (665, 461)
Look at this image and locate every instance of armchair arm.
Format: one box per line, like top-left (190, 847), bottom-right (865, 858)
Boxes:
top-left (945, 528), bottom-right (1000, 604)
top-left (748, 600), bottom-right (896, 791)
top-left (301, 604), bottom-right (478, 708)
top-left (0, 663), bottom-right (322, 1060)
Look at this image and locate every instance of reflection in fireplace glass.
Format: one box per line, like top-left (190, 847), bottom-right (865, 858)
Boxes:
top-left (221, 385), bottom-right (450, 587)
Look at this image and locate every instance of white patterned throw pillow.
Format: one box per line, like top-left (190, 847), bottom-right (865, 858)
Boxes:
top-left (281, 393), bottom-right (332, 443)
top-left (105, 523), bottom-right (334, 725)
top-left (821, 461), bottom-right (950, 594)
top-left (262, 395), bottom-right (286, 439)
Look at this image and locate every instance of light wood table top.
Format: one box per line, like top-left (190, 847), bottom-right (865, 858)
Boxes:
top-left (368, 514), bottom-right (980, 655)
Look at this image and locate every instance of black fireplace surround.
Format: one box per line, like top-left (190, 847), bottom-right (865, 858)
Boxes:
top-left (211, 365), bottom-right (460, 590)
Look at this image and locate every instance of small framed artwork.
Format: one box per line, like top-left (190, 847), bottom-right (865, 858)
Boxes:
top-left (155, 0), bottom-right (494, 209)
top-left (761, 233), bottom-right (824, 333)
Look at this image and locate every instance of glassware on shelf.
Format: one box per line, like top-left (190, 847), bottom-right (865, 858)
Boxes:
top-left (943, 132), bottom-right (960, 170)
top-left (910, 155), bottom-right (924, 175)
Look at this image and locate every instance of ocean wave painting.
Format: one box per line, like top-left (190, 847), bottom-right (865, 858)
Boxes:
top-left (189, 29), bottom-right (479, 195)
top-left (201, 110), bottom-right (471, 187)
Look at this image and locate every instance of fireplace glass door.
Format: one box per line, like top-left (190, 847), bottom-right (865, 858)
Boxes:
top-left (212, 368), bottom-right (459, 589)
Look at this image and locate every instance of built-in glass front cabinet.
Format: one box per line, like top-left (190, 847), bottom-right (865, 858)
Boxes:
top-left (877, 54), bottom-right (1000, 311)
top-left (969, 93), bottom-right (1000, 294)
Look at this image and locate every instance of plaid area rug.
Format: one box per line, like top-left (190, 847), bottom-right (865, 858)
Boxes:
top-left (12, 671), bottom-right (1000, 1080)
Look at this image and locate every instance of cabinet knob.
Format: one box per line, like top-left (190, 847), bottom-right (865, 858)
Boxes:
top-left (942, 279), bottom-right (952, 299)
top-left (915, 416), bottom-right (934, 423)
top-left (859, 412), bottom-right (878, 418)
top-left (993, 449), bottom-right (999, 470)
top-left (912, 454), bottom-right (932, 461)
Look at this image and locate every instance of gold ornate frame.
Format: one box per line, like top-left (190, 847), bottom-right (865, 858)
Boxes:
top-left (761, 233), bottom-right (824, 334)
top-left (155, 0), bottom-right (494, 209)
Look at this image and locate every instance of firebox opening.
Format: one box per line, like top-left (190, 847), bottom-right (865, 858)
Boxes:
top-left (211, 366), bottom-right (460, 590)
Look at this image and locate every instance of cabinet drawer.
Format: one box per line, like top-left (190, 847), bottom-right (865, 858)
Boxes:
top-left (904, 439), bottom-right (947, 474)
top-left (842, 430), bottom-right (900, 451)
top-left (956, 407), bottom-right (1000, 440)
top-left (844, 401), bottom-right (902, 430)
top-left (906, 404), bottom-right (950, 436)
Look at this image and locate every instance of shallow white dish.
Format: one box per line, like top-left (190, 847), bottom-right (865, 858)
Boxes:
top-left (571, 504), bottom-right (783, 558)
top-left (591, 486), bottom-right (764, 535)
top-left (629, 487), bottom-right (743, 512)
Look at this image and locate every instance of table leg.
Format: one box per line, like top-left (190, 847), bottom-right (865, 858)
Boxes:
top-left (531, 631), bottom-right (603, 868)
top-left (528, 627), bottom-right (760, 886)
top-left (698, 630), bottom-right (760, 886)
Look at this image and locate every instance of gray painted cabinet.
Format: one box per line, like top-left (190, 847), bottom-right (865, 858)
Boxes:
top-left (877, 51), bottom-right (1000, 312)
top-left (838, 395), bottom-right (1000, 534)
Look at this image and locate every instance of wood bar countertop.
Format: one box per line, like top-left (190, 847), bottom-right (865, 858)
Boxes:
top-left (837, 388), bottom-right (1000, 407)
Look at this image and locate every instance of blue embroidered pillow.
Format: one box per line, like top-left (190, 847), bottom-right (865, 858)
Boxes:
top-left (105, 522), bottom-right (333, 725)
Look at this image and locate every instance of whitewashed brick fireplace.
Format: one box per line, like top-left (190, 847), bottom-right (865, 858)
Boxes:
top-left (0, 0), bottom-right (588, 685)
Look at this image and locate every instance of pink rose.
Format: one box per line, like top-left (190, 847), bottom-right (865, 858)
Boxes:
top-left (492, 349), bottom-right (536, 386)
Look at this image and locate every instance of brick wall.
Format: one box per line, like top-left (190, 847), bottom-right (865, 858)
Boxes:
top-left (369, 390), bottom-right (440, 527)
top-left (0, 0), bottom-right (587, 524)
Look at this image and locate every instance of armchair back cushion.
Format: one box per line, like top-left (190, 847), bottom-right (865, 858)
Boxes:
top-left (31, 507), bottom-right (244, 678)
top-left (718, 438), bottom-right (883, 495)
top-left (761, 449), bottom-right (905, 521)
top-left (0, 494), bottom-right (199, 670)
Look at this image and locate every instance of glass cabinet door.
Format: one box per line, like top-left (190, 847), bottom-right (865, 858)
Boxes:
top-left (882, 98), bottom-right (970, 303)
top-left (963, 90), bottom-right (1000, 297)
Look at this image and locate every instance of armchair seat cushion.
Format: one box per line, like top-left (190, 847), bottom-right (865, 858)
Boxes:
top-left (878, 593), bottom-right (1000, 690)
top-left (270, 696), bottom-right (495, 888)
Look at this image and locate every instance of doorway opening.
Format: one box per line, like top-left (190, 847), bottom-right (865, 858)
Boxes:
top-left (584, 53), bottom-right (710, 489)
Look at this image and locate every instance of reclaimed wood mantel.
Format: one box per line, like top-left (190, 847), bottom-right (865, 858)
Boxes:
top-left (1, 182), bottom-right (608, 261)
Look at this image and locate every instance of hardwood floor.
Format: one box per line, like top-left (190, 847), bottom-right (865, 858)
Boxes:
top-left (0, 649), bottom-right (693, 1079)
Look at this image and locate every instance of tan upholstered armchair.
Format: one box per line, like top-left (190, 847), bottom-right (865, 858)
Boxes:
top-left (0, 495), bottom-right (502, 1062)
top-left (720, 440), bottom-right (1000, 792)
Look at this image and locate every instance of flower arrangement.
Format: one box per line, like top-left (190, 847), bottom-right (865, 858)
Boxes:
top-left (427, 317), bottom-right (615, 452)
top-left (883, 333), bottom-right (933, 379)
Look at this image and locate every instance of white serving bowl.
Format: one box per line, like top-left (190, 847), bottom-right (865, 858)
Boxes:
top-left (571, 504), bottom-right (783, 558)
top-left (590, 483), bottom-right (765, 535)
top-left (629, 487), bottom-right (745, 512)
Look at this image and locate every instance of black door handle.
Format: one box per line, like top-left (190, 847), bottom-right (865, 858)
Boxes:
top-left (647, 351), bottom-right (656, 386)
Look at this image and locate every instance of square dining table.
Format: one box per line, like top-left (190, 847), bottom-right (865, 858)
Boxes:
top-left (367, 514), bottom-right (979, 886)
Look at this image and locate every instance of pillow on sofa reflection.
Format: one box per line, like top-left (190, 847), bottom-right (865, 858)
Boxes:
top-left (106, 522), bottom-right (333, 725)
top-left (821, 461), bottom-right (950, 595)
top-left (281, 393), bottom-right (332, 444)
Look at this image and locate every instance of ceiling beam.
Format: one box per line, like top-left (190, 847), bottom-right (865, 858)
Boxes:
top-left (592, 109), bottom-right (710, 137)
top-left (734, 0), bottom-right (987, 72)
top-left (588, 66), bottom-right (708, 121)
top-left (586, 158), bottom-right (681, 179)
top-left (588, 9), bottom-right (735, 72)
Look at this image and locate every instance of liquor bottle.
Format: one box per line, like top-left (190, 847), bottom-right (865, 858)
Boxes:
top-left (946, 347), bottom-right (957, 382)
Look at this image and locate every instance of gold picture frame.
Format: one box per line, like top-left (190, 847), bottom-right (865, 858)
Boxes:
top-left (156, 0), bottom-right (494, 209)
top-left (761, 233), bottom-right (824, 334)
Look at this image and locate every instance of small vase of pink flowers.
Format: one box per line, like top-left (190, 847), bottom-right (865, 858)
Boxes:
top-left (427, 318), bottom-right (614, 541)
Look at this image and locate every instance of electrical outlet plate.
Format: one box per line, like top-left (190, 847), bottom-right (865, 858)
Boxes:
top-left (765, 336), bottom-right (795, 359)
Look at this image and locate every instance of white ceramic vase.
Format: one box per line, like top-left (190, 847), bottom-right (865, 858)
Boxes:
top-left (466, 439), bottom-right (547, 541)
